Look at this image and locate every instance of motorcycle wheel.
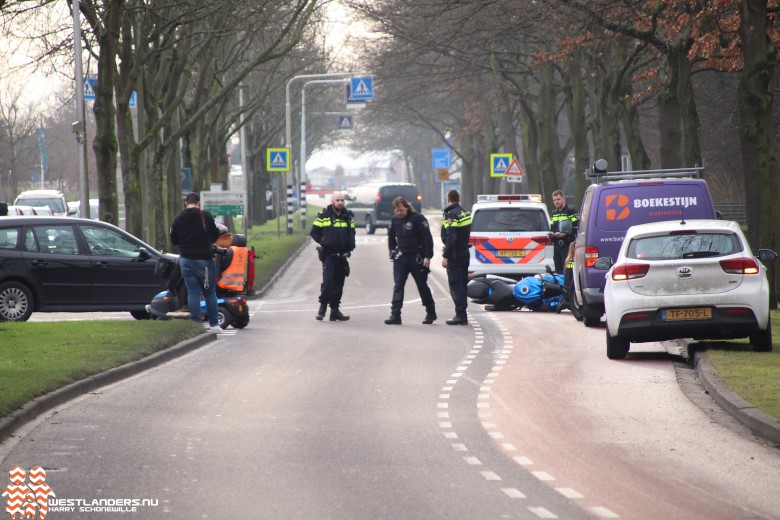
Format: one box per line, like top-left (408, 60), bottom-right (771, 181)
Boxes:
top-left (232, 315), bottom-right (250, 329)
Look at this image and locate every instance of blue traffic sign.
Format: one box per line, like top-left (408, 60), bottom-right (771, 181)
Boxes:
top-left (349, 76), bottom-right (374, 101)
top-left (432, 148), bottom-right (451, 170)
top-left (84, 78), bottom-right (96, 100)
top-left (338, 114), bottom-right (353, 130)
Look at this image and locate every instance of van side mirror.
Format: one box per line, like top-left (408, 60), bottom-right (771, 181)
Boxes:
top-left (757, 249), bottom-right (777, 263)
top-left (593, 257), bottom-right (613, 270)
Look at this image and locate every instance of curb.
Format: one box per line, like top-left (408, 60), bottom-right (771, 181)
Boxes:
top-left (693, 351), bottom-right (780, 446)
top-left (0, 333), bottom-right (217, 444)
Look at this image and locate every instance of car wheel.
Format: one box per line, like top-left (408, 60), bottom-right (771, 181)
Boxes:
top-left (606, 327), bottom-right (630, 359)
top-left (583, 315), bottom-right (601, 327)
top-left (0, 281), bottom-right (34, 322)
top-left (232, 315), bottom-right (250, 329)
top-left (365, 217), bottom-right (376, 235)
top-left (217, 305), bottom-right (233, 329)
top-left (569, 282), bottom-right (585, 322)
top-left (130, 310), bottom-right (151, 320)
top-left (750, 321), bottom-right (773, 352)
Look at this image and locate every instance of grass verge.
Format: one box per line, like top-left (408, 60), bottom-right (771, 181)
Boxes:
top-left (0, 320), bottom-right (203, 417)
top-left (705, 309), bottom-right (780, 420)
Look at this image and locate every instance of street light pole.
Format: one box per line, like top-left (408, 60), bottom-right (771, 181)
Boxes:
top-left (284, 72), bottom-right (366, 234)
top-left (72, 0), bottom-right (88, 218)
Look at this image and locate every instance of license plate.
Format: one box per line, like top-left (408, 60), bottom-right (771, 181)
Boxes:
top-left (662, 307), bottom-right (712, 321)
top-left (496, 250), bottom-right (526, 258)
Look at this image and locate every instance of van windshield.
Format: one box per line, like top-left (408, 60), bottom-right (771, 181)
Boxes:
top-left (472, 208), bottom-right (549, 232)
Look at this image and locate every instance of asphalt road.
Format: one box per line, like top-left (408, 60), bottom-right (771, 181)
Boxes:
top-left (3, 227), bottom-right (780, 519)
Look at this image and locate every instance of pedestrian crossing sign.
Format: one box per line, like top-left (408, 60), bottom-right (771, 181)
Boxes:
top-left (349, 76), bottom-right (374, 101)
top-left (266, 148), bottom-right (290, 172)
top-left (338, 114), bottom-right (353, 130)
top-left (490, 153), bottom-right (513, 177)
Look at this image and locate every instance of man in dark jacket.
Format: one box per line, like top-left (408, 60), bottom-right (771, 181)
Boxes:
top-left (310, 191), bottom-right (356, 321)
top-left (170, 192), bottom-right (221, 332)
top-left (441, 189), bottom-right (472, 325)
top-left (385, 196), bottom-right (436, 325)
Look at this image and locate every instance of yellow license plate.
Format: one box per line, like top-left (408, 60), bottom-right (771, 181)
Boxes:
top-left (496, 250), bottom-right (526, 258)
top-left (662, 307), bottom-right (712, 321)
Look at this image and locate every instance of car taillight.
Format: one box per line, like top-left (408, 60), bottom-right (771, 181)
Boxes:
top-left (585, 245), bottom-right (599, 267)
top-left (417, 192), bottom-right (422, 202)
top-left (612, 263), bottom-right (650, 281)
top-left (720, 257), bottom-right (760, 274)
top-left (376, 193), bottom-right (382, 202)
top-left (470, 237), bottom-right (488, 246)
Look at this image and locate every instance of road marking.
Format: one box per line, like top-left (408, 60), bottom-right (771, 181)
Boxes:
top-left (589, 506), bottom-right (620, 518)
top-left (532, 471), bottom-right (556, 481)
top-left (556, 487), bottom-right (584, 499)
top-left (479, 471), bottom-right (502, 481)
top-left (463, 456), bottom-right (482, 465)
top-left (528, 506), bottom-right (558, 518)
top-left (501, 487), bottom-right (527, 499)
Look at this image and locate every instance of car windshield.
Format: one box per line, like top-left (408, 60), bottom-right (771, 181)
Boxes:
top-left (17, 198), bottom-right (66, 213)
top-left (472, 208), bottom-right (549, 232)
top-left (627, 232), bottom-right (741, 260)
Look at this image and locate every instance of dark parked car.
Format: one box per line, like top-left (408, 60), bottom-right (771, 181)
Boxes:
top-left (0, 216), bottom-right (175, 321)
top-left (345, 182), bottom-right (422, 234)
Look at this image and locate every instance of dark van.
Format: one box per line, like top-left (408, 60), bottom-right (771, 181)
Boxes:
top-left (572, 166), bottom-right (718, 326)
top-left (346, 182), bottom-right (422, 234)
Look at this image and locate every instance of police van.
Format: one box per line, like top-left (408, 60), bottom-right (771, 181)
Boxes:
top-left (572, 163), bottom-right (718, 327)
top-left (468, 194), bottom-right (554, 280)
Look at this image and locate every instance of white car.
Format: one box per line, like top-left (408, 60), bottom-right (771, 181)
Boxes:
top-left (597, 219), bottom-right (777, 359)
top-left (468, 194), bottom-right (554, 279)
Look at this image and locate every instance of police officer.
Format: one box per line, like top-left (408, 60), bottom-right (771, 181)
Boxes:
top-left (385, 196), bottom-right (436, 325)
top-left (550, 189), bottom-right (579, 273)
top-left (310, 191), bottom-right (356, 321)
top-left (441, 189), bottom-right (472, 325)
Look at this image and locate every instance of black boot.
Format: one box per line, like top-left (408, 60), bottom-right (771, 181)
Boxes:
top-left (330, 308), bottom-right (350, 321)
top-left (446, 315), bottom-right (468, 325)
top-left (315, 303), bottom-right (327, 321)
top-left (384, 314), bottom-right (402, 325)
top-left (422, 310), bottom-right (437, 324)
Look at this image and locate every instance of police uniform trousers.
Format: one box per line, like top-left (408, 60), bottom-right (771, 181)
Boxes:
top-left (447, 256), bottom-right (469, 320)
top-left (553, 241), bottom-right (568, 274)
top-left (391, 254), bottom-right (435, 315)
top-left (319, 255), bottom-right (348, 307)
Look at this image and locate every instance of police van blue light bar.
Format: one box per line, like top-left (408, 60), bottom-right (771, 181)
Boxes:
top-left (477, 194), bottom-right (543, 203)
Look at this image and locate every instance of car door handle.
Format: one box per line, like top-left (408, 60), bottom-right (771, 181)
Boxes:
top-left (31, 259), bottom-right (48, 266)
top-left (95, 261), bottom-right (111, 267)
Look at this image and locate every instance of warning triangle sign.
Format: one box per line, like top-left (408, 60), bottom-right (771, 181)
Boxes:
top-left (506, 157), bottom-right (525, 176)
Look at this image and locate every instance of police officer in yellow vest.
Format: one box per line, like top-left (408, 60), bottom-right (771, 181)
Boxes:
top-left (550, 190), bottom-right (579, 273)
top-left (441, 189), bottom-right (472, 325)
top-left (310, 191), bottom-right (356, 321)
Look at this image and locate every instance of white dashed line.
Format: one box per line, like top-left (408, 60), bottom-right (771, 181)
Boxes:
top-left (589, 506), bottom-right (620, 518)
top-left (532, 471), bottom-right (556, 481)
top-left (463, 456), bottom-right (482, 465)
top-left (501, 487), bottom-right (527, 499)
top-left (556, 487), bottom-right (584, 499)
top-left (479, 471), bottom-right (502, 481)
top-left (528, 506), bottom-right (558, 518)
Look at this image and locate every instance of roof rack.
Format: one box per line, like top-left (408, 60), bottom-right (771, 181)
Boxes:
top-left (476, 194), bottom-right (543, 203)
top-left (585, 165), bottom-right (705, 183)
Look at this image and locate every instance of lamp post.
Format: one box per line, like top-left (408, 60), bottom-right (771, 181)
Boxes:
top-left (72, 0), bottom-right (88, 219)
top-left (284, 72), bottom-right (366, 234)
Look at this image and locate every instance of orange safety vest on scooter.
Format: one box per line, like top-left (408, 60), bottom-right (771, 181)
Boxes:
top-left (217, 246), bottom-right (248, 292)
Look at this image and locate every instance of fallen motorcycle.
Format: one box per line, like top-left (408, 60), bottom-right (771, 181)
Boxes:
top-left (467, 266), bottom-right (577, 315)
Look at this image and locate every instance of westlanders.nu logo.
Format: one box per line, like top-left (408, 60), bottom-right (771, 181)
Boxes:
top-left (2, 466), bottom-right (56, 519)
top-left (3, 466), bottom-right (158, 516)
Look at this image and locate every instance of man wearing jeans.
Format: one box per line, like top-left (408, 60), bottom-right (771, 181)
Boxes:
top-left (170, 192), bottom-right (221, 332)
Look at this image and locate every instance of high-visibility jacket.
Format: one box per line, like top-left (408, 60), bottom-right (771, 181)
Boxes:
top-left (217, 246), bottom-right (248, 292)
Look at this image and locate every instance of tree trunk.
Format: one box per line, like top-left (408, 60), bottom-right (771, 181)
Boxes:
top-left (566, 51), bottom-right (590, 202)
top-left (657, 48), bottom-right (684, 168)
top-left (91, 0), bottom-right (123, 224)
top-left (739, 0), bottom-right (778, 307)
